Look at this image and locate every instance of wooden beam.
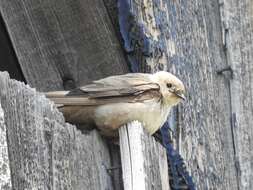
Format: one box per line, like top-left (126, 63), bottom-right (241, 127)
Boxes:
top-left (0, 72), bottom-right (113, 190)
top-left (118, 0), bottom-right (248, 189)
top-left (0, 0), bottom-right (128, 91)
top-left (220, 0), bottom-right (253, 188)
top-left (119, 121), bottom-right (170, 190)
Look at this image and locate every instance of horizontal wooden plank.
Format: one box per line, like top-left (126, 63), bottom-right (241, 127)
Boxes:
top-left (0, 72), bottom-right (113, 190)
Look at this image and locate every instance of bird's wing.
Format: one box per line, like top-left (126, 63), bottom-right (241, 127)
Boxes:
top-left (46, 73), bottom-right (162, 106)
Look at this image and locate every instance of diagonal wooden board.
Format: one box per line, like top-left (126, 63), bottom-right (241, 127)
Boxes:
top-left (0, 0), bottom-right (128, 91)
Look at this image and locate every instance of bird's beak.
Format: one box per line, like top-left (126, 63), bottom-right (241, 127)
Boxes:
top-left (174, 91), bottom-right (186, 100)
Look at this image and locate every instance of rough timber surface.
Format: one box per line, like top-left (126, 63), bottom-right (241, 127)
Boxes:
top-left (119, 121), bottom-right (170, 190)
top-left (0, 1), bottom-right (171, 190)
top-left (0, 72), bottom-right (113, 190)
top-left (0, 103), bottom-right (12, 190)
top-left (220, 0), bottom-right (253, 189)
top-left (0, 0), bottom-right (128, 91)
top-left (120, 0), bottom-right (247, 189)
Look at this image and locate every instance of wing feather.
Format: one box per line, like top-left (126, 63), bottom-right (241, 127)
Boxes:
top-left (46, 73), bottom-right (162, 106)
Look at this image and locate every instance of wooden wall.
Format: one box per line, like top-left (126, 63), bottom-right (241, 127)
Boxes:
top-left (0, 0), bottom-right (128, 91)
top-left (0, 0), bottom-right (252, 189)
top-left (0, 72), bottom-right (114, 189)
top-left (118, 0), bottom-right (253, 189)
top-left (221, 0), bottom-right (253, 188)
top-left (0, 0), bottom-right (170, 189)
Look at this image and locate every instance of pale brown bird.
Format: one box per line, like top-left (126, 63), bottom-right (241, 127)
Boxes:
top-left (46, 71), bottom-right (185, 136)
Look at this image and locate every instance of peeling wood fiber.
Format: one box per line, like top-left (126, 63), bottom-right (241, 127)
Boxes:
top-left (0, 0), bottom-right (128, 91)
top-left (118, 0), bottom-right (253, 189)
top-left (119, 121), bottom-right (170, 190)
top-left (0, 102), bottom-right (12, 190)
top-left (0, 72), bottom-right (113, 190)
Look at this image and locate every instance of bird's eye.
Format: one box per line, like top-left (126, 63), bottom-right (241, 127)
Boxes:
top-left (167, 83), bottom-right (172, 88)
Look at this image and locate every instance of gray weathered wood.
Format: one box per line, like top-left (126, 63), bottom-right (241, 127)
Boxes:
top-left (107, 144), bottom-right (124, 190)
top-left (0, 0), bottom-right (173, 189)
top-left (124, 0), bottom-right (250, 189)
top-left (220, 1), bottom-right (253, 189)
top-left (0, 1), bottom-right (129, 189)
top-left (0, 0), bottom-right (128, 91)
top-left (0, 72), bottom-right (113, 190)
top-left (2, 0), bottom-right (252, 189)
top-left (168, 2), bottom-right (238, 189)
top-left (119, 121), bottom-right (170, 190)
top-left (0, 103), bottom-right (12, 190)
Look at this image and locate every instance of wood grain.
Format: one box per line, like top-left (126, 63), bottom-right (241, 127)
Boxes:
top-left (119, 121), bottom-right (170, 190)
top-left (121, 0), bottom-right (252, 189)
top-left (0, 102), bottom-right (12, 190)
top-left (0, 1), bottom-right (129, 189)
top-left (0, 0), bottom-right (128, 91)
top-left (0, 72), bottom-right (113, 190)
top-left (0, 0), bottom-right (172, 189)
top-left (221, 0), bottom-right (253, 189)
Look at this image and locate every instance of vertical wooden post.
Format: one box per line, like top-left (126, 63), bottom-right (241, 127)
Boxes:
top-left (220, 0), bottom-right (253, 188)
top-left (119, 121), bottom-right (170, 190)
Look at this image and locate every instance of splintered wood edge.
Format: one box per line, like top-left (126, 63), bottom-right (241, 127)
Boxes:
top-left (0, 103), bottom-right (12, 190)
top-left (119, 121), bottom-right (146, 190)
top-left (0, 72), bottom-right (113, 189)
top-left (119, 121), bottom-right (170, 190)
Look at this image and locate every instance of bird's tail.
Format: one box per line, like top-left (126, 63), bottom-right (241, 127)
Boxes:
top-left (45, 91), bottom-right (96, 106)
top-left (45, 91), bottom-right (97, 127)
top-left (45, 91), bottom-right (70, 107)
top-left (46, 91), bottom-right (69, 98)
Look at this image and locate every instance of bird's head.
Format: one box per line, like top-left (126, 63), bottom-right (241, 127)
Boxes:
top-left (151, 71), bottom-right (186, 106)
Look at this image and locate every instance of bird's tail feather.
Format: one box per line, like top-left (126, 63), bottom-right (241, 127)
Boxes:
top-left (45, 91), bottom-right (69, 107)
top-left (45, 91), bottom-right (97, 106)
top-left (45, 91), bottom-right (69, 98)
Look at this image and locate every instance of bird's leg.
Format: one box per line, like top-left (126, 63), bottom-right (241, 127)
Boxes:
top-left (76, 124), bottom-right (95, 134)
top-left (152, 130), bottom-right (163, 145)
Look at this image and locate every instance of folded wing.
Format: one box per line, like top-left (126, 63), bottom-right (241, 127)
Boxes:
top-left (46, 73), bottom-right (162, 106)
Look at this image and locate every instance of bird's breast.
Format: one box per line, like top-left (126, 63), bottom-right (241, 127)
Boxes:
top-left (93, 100), bottom-right (170, 134)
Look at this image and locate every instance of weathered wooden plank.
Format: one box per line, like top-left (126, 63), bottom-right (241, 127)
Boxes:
top-left (119, 0), bottom-right (241, 189)
top-left (0, 0), bottom-right (172, 189)
top-left (0, 0), bottom-right (128, 91)
top-left (171, 2), bottom-right (238, 188)
top-left (0, 72), bottom-right (113, 190)
top-left (0, 1), bottom-right (128, 189)
top-left (0, 103), bottom-right (12, 190)
top-left (107, 144), bottom-right (124, 190)
top-left (220, 0), bottom-right (253, 189)
top-left (119, 121), bottom-right (170, 190)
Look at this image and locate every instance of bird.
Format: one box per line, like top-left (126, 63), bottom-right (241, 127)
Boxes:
top-left (46, 71), bottom-right (185, 137)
